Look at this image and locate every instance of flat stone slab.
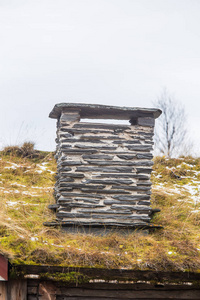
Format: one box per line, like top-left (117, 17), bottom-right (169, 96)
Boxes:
top-left (49, 103), bottom-right (162, 120)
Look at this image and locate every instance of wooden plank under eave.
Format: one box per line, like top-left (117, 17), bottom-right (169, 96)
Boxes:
top-left (0, 255), bottom-right (8, 281)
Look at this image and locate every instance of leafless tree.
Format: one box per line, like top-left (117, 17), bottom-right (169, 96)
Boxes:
top-left (153, 89), bottom-right (189, 157)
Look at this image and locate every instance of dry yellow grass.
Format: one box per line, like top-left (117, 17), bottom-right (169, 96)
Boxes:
top-left (0, 150), bottom-right (200, 271)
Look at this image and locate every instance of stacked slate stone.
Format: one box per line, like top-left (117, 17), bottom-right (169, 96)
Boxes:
top-left (49, 103), bottom-right (161, 229)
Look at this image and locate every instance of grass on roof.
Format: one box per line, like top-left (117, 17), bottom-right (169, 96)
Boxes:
top-left (0, 146), bottom-right (200, 272)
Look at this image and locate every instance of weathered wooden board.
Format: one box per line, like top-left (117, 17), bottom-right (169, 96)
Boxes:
top-left (15, 265), bottom-right (200, 283)
top-left (0, 280), bottom-right (27, 300)
top-left (7, 279), bottom-right (27, 300)
top-left (0, 282), bottom-right (7, 300)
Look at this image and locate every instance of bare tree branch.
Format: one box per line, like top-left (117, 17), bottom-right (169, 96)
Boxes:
top-left (153, 89), bottom-right (189, 157)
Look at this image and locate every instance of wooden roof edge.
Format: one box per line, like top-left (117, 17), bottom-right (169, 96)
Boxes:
top-left (11, 264), bottom-right (200, 284)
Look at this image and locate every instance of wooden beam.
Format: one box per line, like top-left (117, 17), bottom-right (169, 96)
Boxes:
top-left (0, 255), bottom-right (8, 281)
top-left (14, 264), bottom-right (200, 284)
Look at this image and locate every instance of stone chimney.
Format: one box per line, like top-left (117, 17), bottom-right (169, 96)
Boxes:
top-left (47, 103), bottom-right (162, 233)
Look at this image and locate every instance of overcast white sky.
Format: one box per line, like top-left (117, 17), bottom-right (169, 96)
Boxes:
top-left (0, 0), bottom-right (200, 155)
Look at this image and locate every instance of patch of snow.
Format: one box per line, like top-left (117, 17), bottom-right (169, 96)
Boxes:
top-left (22, 191), bottom-right (39, 196)
top-left (30, 237), bottom-right (38, 241)
top-left (154, 174), bottom-right (162, 179)
top-left (4, 162), bottom-right (23, 170)
top-left (48, 170), bottom-right (55, 174)
top-left (35, 170), bottom-right (43, 174)
top-left (183, 183), bottom-right (200, 203)
top-left (54, 244), bottom-right (64, 248)
top-left (6, 201), bottom-right (18, 207)
top-left (31, 186), bottom-right (53, 190)
top-left (193, 170), bottom-right (200, 176)
top-left (37, 163), bottom-right (48, 171)
top-left (11, 182), bottom-right (26, 187)
top-left (14, 190), bottom-right (20, 194)
top-left (5, 166), bottom-right (17, 170)
top-left (182, 162), bottom-right (195, 168)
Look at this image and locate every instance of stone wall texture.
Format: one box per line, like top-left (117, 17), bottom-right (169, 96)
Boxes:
top-left (50, 103), bottom-right (161, 229)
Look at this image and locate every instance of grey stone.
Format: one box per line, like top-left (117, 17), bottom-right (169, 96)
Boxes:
top-left (60, 161), bottom-right (82, 166)
top-left (60, 173), bottom-right (84, 178)
top-left (113, 140), bottom-right (141, 144)
top-left (59, 183), bottom-right (106, 189)
top-left (112, 195), bottom-right (150, 201)
top-left (60, 111), bottom-right (80, 123)
top-left (60, 128), bottom-right (92, 134)
top-left (82, 155), bottom-right (114, 160)
top-left (127, 145), bottom-right (153, 151)
top-left (50, 103), bottom-right (161, 119)
top-left (60, 139), bottom-right (103, 143)
top-left (59, 220), bottom-right (149, 226)
top-left (85, 160), bottom-right (143, 166)
top-left (111, 205), bottom-right (151, 211)
top-left (59, 187), bottom-right (73, 191)
top-left (62, 203), bottom-right (104, 208)
top-left (97, 174), bottom-right (149, 179)
top-left (62, 149), bottom-right (98, 153)
top-left (81, 135), bottom-right (122, 140)
top-left (137, 132), bottom-right (154, 137)
top-left (136, 168), bottom-right (152, 174)
top-left (57, 167), bottom-right (71, 172)
top-left (136, 153), bottom-right (153, 159)
top-left (138, 201), bottom-right (151, 205)
top-left (84, 179), bottom-right (133, 185)
top-left (77, 209), bottom-right (131, 214)
top-left (89, 215), bottom-right (150, 221)
top-left (59, 133), bottom-right (73, 138)
top-left (58, 207), bottom-right (71, 211)
top-left (76, 166), bottom-right (133, 173)
top-left (75, 144), bottom-right (117, 150)
top-left (56, 213), bottom-right (91, 218)
top-left (117, 155), bottom-right (136, 160)
top-left (60, 144), bottom-right (72, 148)
top-left (104, 200), bottom-right (137, 205)
top-left (137, 117), bottom-right (155, 127)
top-left (58, 198), bottom-right (75, 203)
top-left (138, 181), bottom-right (152, 186)
top-left (60, 192), bottom-right (104, 199)
top-left (75, 198), bottom-right (100, 204)
top-left (80, 188), bottom-right (130, 194)
top-left (58, 178), bottom-right (74, 182)
top-left (111, 185), bottom-right (150, 191)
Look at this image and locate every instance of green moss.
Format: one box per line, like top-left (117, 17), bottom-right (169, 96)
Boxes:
top-left (39, 272), bottom-right (89, 283)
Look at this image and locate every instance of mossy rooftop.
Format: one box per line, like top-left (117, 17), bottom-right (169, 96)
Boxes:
top-left (0, 148), bottom-right (200, 272)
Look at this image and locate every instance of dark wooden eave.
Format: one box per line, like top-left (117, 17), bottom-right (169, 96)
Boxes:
top-left (13, 264), bottom-right (200, 285)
